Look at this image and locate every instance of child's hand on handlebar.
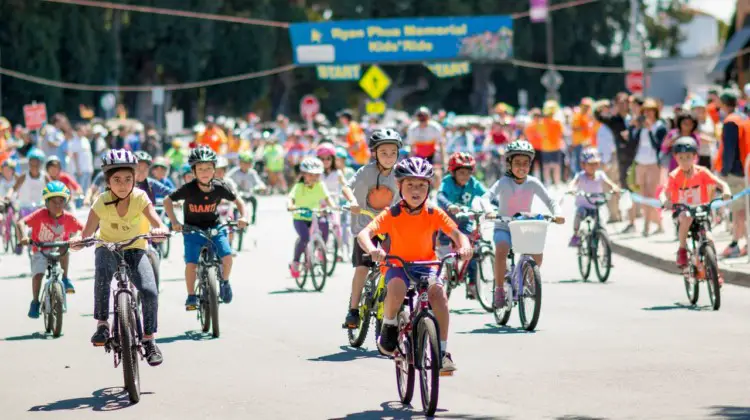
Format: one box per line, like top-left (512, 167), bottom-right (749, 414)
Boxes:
top-left (447, 204), bottom-right (460, 215)
top-left (457, 246), bottom-right (473, 261)
top-left (553, 216), bottom-right (565, 224)
top-left (369, 248), bottom-right (386, 262)
top-left (150, 227), bottom-right (170, 243)
top-left (349, 204), bottom-right (361, 215)
top-left (237, 218), bottom-right (249, 229)
top-left (287, 205), bottom-right (296, 212)
top-left (172, 222), bottom-right (183, 232)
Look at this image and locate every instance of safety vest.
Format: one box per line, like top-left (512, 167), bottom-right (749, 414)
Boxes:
top-left (715, 112), bottom-right (750, 173)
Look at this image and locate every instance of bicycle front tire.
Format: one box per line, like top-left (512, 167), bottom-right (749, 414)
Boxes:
top-left (206, 268), bottom-right (221, 337)
top-left (417, 316), bottom-right (441, 417)
top-left (49, 282), bottom-right (64, 338)
top-left (703, 246), bottom-right (721, 310)
top-left (518, 260), bottom-right (542, 331)
top-left (117, 292), bottom-right (141, 403)
top-left (593, 229), bottom-right (612, 282)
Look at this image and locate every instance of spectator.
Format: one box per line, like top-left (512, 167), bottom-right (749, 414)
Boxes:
top-left (524, 108), bottom-right (544, 180)
top-left (661, 112), bottom-right (699, 172)
top-left (196, 117), bottom-right (227, 153)
top-left (142, 125), bottom-right (162, 158)
top-left (338, 109), bottom-right (370, 169)
top-left (594, 99), bottom-right (621, 222)
top-left (595, 92), bottom-right (634, 200)
top-left (571, 97), bottom-right (595, 173)
top-left (690, 97), bottom-right (717, 168)
top-left (539, 100), bottom-right (564, 187)
top-left (67, 123), bottom-right (95, 194)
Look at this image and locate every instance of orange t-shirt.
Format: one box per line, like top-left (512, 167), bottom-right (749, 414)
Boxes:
top-left (346, 122), bottom-right (370, 165)
top-left (197, 127), bottom-right (228, 153)
top-left (571, 112), bottom-right (593, 146)
top-left (524, 122), bottom-right (542, 150)
top-left (367, 205), bottom-right (457, 266)
top-left (666, 166), bottom-right (717, 206)
top-left (707, 102), bottom-right (721, 125)
top-left (539, 118), bottom-right (564, 152)
top-left (590, 120), bottom-right (601, 147)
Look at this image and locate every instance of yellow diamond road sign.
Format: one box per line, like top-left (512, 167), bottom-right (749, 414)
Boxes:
top-left (359, 65), bottom-right (391, 99)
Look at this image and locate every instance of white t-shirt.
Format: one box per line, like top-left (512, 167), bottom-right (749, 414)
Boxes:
top-left (407, 120), bottom-right (443, 157)
top-left (698, 119), bottom-right (715, 157)
top-left (68, 135), bottom-right (94, 173)
top-left (634, 128), bottom-right (658, 165)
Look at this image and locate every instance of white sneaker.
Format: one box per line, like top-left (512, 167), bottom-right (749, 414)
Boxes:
top-left (440, 353), bottom-right (456, 375)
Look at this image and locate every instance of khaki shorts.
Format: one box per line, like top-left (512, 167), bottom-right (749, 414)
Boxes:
top-left (722, 175), bottom-right (747, 212)
top-left (635, 163), bottom-right (660, 197)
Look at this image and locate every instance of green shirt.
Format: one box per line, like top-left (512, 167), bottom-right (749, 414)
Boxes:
top-left (165, 147), bottom-right (187, 169)
top-left (288, 182), bottom-right (330, 221)
top-left (263, 144), bottom-right (285, 172)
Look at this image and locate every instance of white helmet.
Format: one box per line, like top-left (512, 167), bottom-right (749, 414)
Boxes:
top-left (216, 156), bottom-right (229, 169)
top-left (300, 157), bottom-right (324, 175)
top-left (744, 83), bottom-right (750, 97)
top-left (102, 149), bottom-right (138, 171)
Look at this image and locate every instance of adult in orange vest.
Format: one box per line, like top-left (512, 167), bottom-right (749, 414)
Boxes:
top-left (539, 100), bottom-right (564, 186)
top-left (570, 97), bottom-right (594, 173)
top-left (523, 108), bottom-right (544, 180)
top-left (716, 90), bottom-right (748, 258)
top-left (196, 118), bottom-right (228, 154)
top-left (337, 109), bottom-right (370, 169)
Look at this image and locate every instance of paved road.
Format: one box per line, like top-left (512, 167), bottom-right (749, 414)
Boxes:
top-left (1, 195), bottom-right (749, 419)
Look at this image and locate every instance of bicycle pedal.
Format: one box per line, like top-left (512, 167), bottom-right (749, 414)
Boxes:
top-left (439, 371), bottom-right (455, 377)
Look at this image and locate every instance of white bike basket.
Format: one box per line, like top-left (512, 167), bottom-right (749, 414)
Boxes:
top-left (508, 220), bottom-right (549, 254)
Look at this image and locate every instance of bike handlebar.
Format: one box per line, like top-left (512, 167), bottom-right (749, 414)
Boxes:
top-left (488, 213), bottom-right (559, 224)
top-left (368, 253), bottom-right (456, 286)
top-left (671, 198), bottom-right (724, 216)
top-left (181, 221), bottom-right (238, 237)
top-left (77, 233), bottom-right (171, 250)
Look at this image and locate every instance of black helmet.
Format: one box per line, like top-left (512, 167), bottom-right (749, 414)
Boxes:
top-left (134, 150), bottom-right (152, 164)
top-left (394, 157), bottom-right (434, 181)
top-left (672, 136), bottom-right (698, 154)
top-left (368, 128), bottom-right (403, 150)
top-left (188, 145), bottom-right (218, 167)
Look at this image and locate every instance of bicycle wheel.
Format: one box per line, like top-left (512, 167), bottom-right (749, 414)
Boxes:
top-left (683, 251), bottom-right (700, 305)
top-left (593, 230), bottom-right (612, 282)
top-left (493, 283), bottom-right (511, 326)
top-left (518, 261), bottom-right (543, 331)
top-left (326, 235), bottom-right (338, 277)
top-left (577, 234), bottom-right (592, 281)
top-left (2, 219), bottom-right (9, 253)
top-left (348, 271), bottom-right (375, 348)
top-left (206, 268), bottom-right (221, 337)
top-left (444, 264), bottom-right (456, 300)
top-left (162, 236), bottom-right (171, 259)
top-left (49, 282), bottom-right (64, 338)
top-left (235, 228), bottom-right (244, 252)
top-left (395, 313), bottom-right (415, 405)
top-left (198, 276), bottom-right (211, 333)
top-left (476, 251), bottom-right (495, 312)
top-left (310, 241), bottom-right (328, 292)
top-left (295, 248), bottom-right (308, 289)
top-left (703, 246), bottom-right (721, 311)
top-left (117, 292), bottom-right (141, 403)
top-left (418, 316), bottom-right (441, 416)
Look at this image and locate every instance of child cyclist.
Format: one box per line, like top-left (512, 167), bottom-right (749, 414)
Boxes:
top-left (566, 147), bottom-right (620, 247)
top-left (660, 137), bottom-right (731, 267)
top-left (286, 157), bottom-right (337, 278)
top-left (5, 149), bottom-right (50, 254)
top-left (342, 128), bottom-right (402, 329)
top-left (19, 181), bottom-right (83, 317)
top-left (227, 151), bottom-right (266, 224)
top-left (357, 157), bottom-right (473, 373)
top-left (150, 157), bottom-right (176, 190)
top-left (70, 150), bottom-right (168, 366)
top-left (436, 152), bottom-right (487, 298)
top-left (163, 146), bottom-right (249, 310)
top-left (485, 140), bottom-right (564, 307)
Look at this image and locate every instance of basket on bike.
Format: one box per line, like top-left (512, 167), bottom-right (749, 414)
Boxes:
top-left (508, 220), bottom-right (549, 254)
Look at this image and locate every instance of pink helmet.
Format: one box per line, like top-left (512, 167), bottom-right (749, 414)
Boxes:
top-left (316, 143), bottom-right (336, 157)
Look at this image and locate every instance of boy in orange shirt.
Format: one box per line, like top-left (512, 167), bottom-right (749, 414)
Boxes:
top-left (660, 137), bottom-right (731, 267)
top-left (357, 157), bottom-right (472, 374)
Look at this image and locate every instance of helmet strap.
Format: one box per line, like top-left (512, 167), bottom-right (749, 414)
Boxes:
top-left (398, 184), bottom-right (431, 213)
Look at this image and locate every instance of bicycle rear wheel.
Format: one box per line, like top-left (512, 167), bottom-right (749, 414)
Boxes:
top-left (198, 276), bottom-right (211, 333)
top-left (206, 268), bottom-right (221, 337)
top-left (578, 234), bottom-right (592, 281)
top-left (348, 271), bottom-right (375, 347)
top-left (418, 316), bottom-right (440, 416)
top-left (49, 282), bottom-right (64, 338)
top-left (310, 241), bottom-right (328, 292)
top-left (493, 282), bottom-right (511, 326)
top-left (395, 313), bottom-right (414, 405)
top-left (476, 251), bottom-right (495, 312)
top-left (518, 261), bottom-right (542, 331)
top-left (162, 236), bottom-right (171, 259)
top-left (326, 235), bottom-right (338, 277)
top-left (593, 230), bottom-right (612, 282)
top-left (703, 246), bottom-right (721, 311)
top-left (295, 243), bottom-right (307, 289)
top-left (117, 292), bottom-right (141, 403)
top-left (683, 249), bottom-right (699, 305)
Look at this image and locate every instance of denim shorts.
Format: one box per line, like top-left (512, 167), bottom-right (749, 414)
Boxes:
top-left (183, 228), bottom-right (232, 264)
top-left (385, 265), bottom-right (440, 288)
top-left (493, 229), bottom-right (512, 246)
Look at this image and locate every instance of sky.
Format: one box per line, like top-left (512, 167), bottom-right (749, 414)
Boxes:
top-left (646, 0), bottom-right (737, 23)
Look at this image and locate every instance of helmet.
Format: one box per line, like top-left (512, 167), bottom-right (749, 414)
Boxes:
top-left (27, 149), bottom-right (46, 162)
top-left (216, 156), bottom-right (229, 169)
top-left (316, 143), bottom-right (336, 158)
top-left (335, 146), bottom-right (348, 160)
top-left (188, 145), bottom-right (218, 167)
top-left (299, 157), bottom-right (324, 175)
top-left (415, 106), bottom-right (431, 117)
top-left (238, 150), bottom-right (254, 163)
top-left (134, 151), bottom-right (152, 164)
top-left (581, 147), bottom-right (601, 164)
top-left (42, 181), bottom-right (71, 202)
top-left (394, 157), bottom-right (434, 181)
top-left (505, 140), bottom-right (536, 163)
top-left (45, 155), bottom-right (62, 168)
top-left (368, 128), bottom-right (403, 150)
top-left (2, 159), bottom-right (17, 169)
top-left (672, 136), bottom-right (698, 154)
top-left (448, 152), bottom-right (476, 173)
top-left (152, 157), bottom-right (170, 169)
top-left (181, 163), bottom-right (192, 175)
top-left (171, 139), bottom-right (182, 148)
top-left (102, 149), bottom-right (137, 171)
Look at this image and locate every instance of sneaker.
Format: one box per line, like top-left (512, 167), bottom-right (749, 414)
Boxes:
top-left (568, 235), bottom-right (581, 247)
top-left (220, 280), bottom-right (233, 304)
top-left (466, 284), bottom-right (477, 300)
top-left (62, 277), bottom-right (75, 294)
top-left (378, 324), bottom-right (399, 355)
top-left (185, 295), bottom-right (199, 311)
top-left (28, 300), bottom-right (40, 319)
top-left (91, 324), bottom-right (110, 346)
top-left (676, 248), bottom-right (688, 267)
top-left (289, 262), bottom-right (300, 279)
top-left (721, 244), bottom-right (741, 259)
top-left (441, 352), bottom-right (457, 375)
top-left (493, 285), bottom-right (506, 308)
top-left (143, 340), bottom-right (163, 366)
top-left (621, 224), bottom-right (635, 234)
top-left (342, 309), bottom-right (360, 329)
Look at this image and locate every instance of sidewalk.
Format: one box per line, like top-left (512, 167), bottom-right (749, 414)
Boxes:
top-left (606, 218), bottom-right (750, 287)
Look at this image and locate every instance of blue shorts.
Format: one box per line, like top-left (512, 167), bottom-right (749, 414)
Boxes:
top-left (385, 265), bottom-right (441, 288)
top-left (541, 151), bottom-right (562, 165)
top-left (493, 229), bottom-right (512, 246)
top-left (183, 228), bottom-right (232, 264)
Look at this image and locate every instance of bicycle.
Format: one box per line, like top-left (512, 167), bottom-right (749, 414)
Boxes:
top-left (77, 233), bottom-right (168, 404)
top-left (154, 199), bottom-right (171, 259)
top-left (32, 240), bottom-right (70, 338)
top-left (492, 214), bottom-right (557, 331)
top-left (672, 200), bottom-right (723, 310)
top-left (181, 221), bottom-right (238, 338)
top-left (289, 208), bottom-right (330, 292)
top-left (572, 192), bottom-right (614, 282)
top-left (324, 207), bottom-right (342, 277)
top-left (376, 253), bottom-right (454, 417)
top-left (442, 207), bottom-right (496, 311)
top-left (0, 201), bottom-right (17, 254)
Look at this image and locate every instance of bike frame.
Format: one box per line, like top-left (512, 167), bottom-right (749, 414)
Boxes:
top-left (34, 243), bottom-right (68, 316)
top-left (675, 202), bottom-right (716, 280)
top-left (448, 210), bottom-right (493, 285)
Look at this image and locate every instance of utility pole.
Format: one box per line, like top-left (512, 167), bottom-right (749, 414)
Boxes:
top-left (546, 13), bottom-right (557, 101)
top-left (0, 45), bottom-right (3, 117)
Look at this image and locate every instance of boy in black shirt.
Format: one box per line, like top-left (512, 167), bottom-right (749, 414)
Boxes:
top-left (164, 146), bottom-right (249, 310)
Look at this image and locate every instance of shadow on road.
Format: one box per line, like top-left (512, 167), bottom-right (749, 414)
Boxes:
top-left (159, 277), bottom-right (186, 283)
top-left (308, 345), bottom-right (385, 362)
top-left (449, 308), bottom-right (486, 315)
top-left (641, 303), bottom-right (712, 312)
top-left (707, 405), bottom-right (750, 419)
top-left (330, 401), bottom-right (502, 419)
top-left (0, 273), bottom-right (26, 280)
top-left (269, 287), bottom-right (315, 295)
top-left (555, 416), bottom-right (608, 420)
top-left (2, 332), bottom-right (54, 341)
top-left (556, 279), bottom-right (587, 284)
top-left (457, 324), bottom-right (534, 335)
top-left (28, 387), bottom-right (151, 412)
top-left (156, 330), bottom-right (213, 344)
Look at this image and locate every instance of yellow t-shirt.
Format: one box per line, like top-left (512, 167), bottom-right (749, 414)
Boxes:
top-left (92, 189), bottom-right (151, 250)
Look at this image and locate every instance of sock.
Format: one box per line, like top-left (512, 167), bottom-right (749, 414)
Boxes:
top-left (440, 340), bottom-right (447, 354)
top-left (383, 317), bottom-right (397, 326)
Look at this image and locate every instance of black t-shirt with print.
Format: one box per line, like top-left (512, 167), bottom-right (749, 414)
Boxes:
top-left (169, 179), bottom-right (236, 230)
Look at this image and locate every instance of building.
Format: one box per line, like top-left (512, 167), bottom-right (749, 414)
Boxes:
top-left (710, 0), bottom-right (750, 85)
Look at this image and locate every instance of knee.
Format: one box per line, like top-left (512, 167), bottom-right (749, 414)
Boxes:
top-left (428, 285), bottom-right (447, 305)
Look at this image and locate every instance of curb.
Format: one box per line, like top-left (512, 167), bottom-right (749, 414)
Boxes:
top-left (610, 241), bottom-right (750, 288)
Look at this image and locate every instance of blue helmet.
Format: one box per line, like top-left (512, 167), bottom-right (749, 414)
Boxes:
top-left (181, 163), bottom-right (192, 175)
top-left (42, 181), bottom-right (71, 202)
top-left (27, 149), bottom-right (46, 162)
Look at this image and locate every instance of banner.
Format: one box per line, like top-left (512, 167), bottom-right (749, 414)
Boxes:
top-left (316, 64), bottom-right (362, 81)
top-left (289, 15), bottom-right (513, 65)
top-left (425, 61), bottom-right (472, 78)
